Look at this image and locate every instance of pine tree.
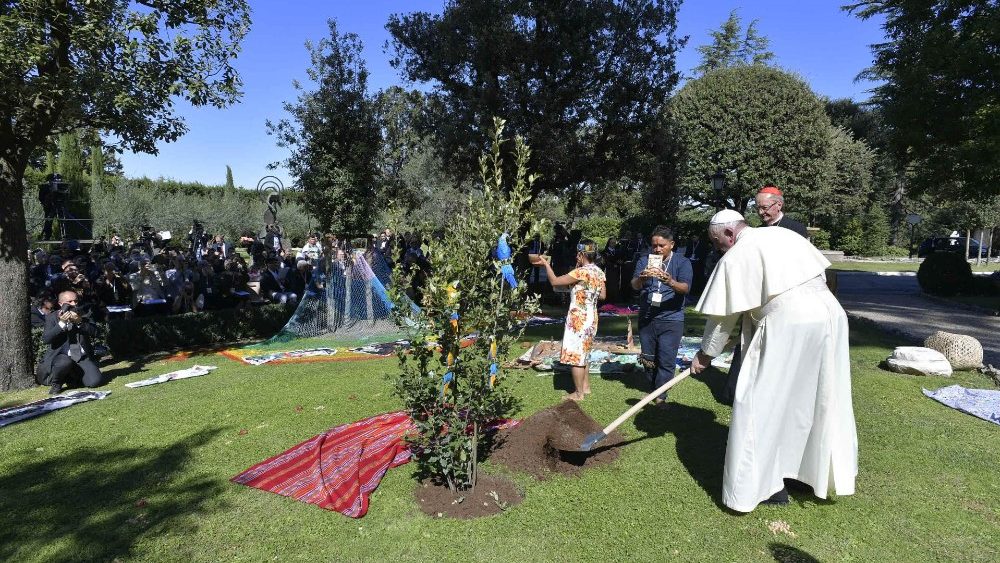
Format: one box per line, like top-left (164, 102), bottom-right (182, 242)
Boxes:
top-left (694, 10), bottom-right (775, 76)
top-left (225, 165), bottom-right (235, 190)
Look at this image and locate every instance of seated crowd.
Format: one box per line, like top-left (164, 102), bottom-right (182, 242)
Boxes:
top-left (25, 226), bottom-right (360, 330)
top-left (26, 224), bottom-right (396, 394)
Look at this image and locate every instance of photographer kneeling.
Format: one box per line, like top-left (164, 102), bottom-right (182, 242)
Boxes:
top-left (36, 290), bottom-right (110, 395)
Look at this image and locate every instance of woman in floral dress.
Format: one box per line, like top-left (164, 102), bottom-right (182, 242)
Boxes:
top-left (536, 240), bottom-right (606, 401)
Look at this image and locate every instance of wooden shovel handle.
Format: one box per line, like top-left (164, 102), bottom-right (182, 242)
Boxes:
top-left (601, 368), bottom-right (691, 435)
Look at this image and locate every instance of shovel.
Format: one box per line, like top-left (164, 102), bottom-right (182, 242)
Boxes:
top-left (580, 368), bottom-right (691, 451)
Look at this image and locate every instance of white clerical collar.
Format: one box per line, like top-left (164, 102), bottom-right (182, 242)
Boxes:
top-left (768, 212), bottom-right (785, 226)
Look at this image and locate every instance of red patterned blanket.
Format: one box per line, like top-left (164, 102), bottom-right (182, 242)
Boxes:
top-left (232, 411), bottom-right (518, 518)
top-left (231, 411), bottom-right (413, 518)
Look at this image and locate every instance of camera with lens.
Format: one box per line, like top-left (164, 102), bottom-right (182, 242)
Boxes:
top-left (59, 301), bottom-right (94, 319)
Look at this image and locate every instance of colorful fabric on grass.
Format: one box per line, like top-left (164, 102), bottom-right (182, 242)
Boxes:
top-left (0, 391), bottom-right (110, 428)
top-left (525, 315), bottom-right (564, 326)
top-left (232, 411), bottom-right (413, 518)
top-left (923, 385), bottom-right (1000, 426)
top-left (518, 336), bottom-right (732, 373)
top-left (232, 412), bottom-right (520, 518)
top-left (598, 304), bottom-right (639, 316)
top-left (231, 348), bottom-right (339, 366)
top-left (222, 336), bottom-right (480, 366)
top-left (348, 340), bottom-right (410, 357)
top-left (220, 347), bottom-right (382, 365)
top-left (125, 365), bottom-right (217, 388)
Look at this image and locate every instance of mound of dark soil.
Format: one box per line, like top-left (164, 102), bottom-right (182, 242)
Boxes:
top-left (490, 401), bottom-right (625, 479)
top-left (415, 474), bottom-right (523, 519)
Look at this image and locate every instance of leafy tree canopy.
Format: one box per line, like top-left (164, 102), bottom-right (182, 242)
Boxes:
top-left (666, 65), bottom-right (830, 213)
top-left (693, 9), bottom-right (775, 76)
top-left (267, 19), bottom-right (382, 236)
top-left (386, 0), bottom-right (685, 196)
top-left (0, 0), bottom-right (250, 167)
top-left (808, 125), bottom-right (877, 228)
top-left (0, 0), bottom-right (250, 391)
top-left (847, 0), bottom-right (1000, 200)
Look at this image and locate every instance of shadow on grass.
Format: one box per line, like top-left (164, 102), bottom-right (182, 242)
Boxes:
top-left (631, 401), bottom-right (730, 509)
top-left (690, 366), bottom-right (733, 406)
top-left (598, 366), bottom-right (653, 395)
top-left (555, 365), bottom-right (654, 396)
top-left (552, 369), bottom-right (575, 393)
top-left (769, 542), bottom-right (820, 562)
top-left (102, 341), bottom-right (247, 382)
top-left (0, 428), bottom-right (227, 562)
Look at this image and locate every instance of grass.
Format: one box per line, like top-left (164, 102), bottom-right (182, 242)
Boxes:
top-left (830, 261), bottom-right (1000, 273)
top-left (1, 316), bottom-right (999, 562)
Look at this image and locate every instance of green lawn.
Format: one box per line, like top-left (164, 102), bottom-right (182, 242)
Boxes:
top-left (830, 261), bottom-right (1000, 273)
top-left (1, 317), bottom-right (998, 562)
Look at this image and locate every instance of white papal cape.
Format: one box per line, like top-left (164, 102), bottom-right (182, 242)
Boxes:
top-left (696, 227), bottom-right (858, 512)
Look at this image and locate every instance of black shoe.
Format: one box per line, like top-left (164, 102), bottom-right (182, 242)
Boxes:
top-left (761, 488), bottom-right (789, 505)
top-left (48, 382), bottom-right (63, 395)
top-left (784, 478), bottom-right (812, 494)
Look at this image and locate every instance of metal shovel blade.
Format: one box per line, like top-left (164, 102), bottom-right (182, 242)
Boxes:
top-left (580, 431), bottom-right (607, 452)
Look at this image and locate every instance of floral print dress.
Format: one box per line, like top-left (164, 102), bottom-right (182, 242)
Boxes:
top-left (560, 263), bottom-right (606, 367)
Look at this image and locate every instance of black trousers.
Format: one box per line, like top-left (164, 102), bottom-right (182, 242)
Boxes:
top-left (638, 318), bottom-right (684, 401)
top-left (50, 355), bottom-right (109, 388)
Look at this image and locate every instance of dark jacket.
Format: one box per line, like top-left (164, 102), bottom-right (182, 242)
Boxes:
top-left (286, 269), bottom-right (310, 297)
top-left (95, 275), bottom-right (133, 307)
top-left (259, 268), bottom-right (287, 297)
top-left (771, 214), bottom-right (809, 238)
top-left (30, 307), bottom-right (47, 328)
top-left (684, 238), bottom-right (710, 262)
top-left (36, 311), bottom-right (97, 384)
top-left (212, 242), bottom-right (235, 260)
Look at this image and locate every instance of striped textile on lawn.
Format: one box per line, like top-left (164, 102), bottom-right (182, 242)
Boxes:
top-left (231, 411), bottom-right (413, 518)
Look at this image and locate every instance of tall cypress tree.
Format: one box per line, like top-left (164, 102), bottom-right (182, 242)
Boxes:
top-left (45, 150), bottom-right (56, 175)
top-left (57, 132), bottom-right (84, 192)
top-left (57, 131), bottom-right (91, 237)
top-left (225, 165), bottom-right (235, 190)
top-left (91, 143), bottom-right (105, 191)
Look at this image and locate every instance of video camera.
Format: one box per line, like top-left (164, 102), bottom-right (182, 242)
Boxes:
top-left (137, 225), bottom-right (168, 251)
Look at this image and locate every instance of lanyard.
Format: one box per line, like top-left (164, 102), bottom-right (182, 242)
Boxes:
top-left (654, 252), bottom-right (673, 292)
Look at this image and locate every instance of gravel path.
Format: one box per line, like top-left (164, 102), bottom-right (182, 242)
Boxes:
top-left (836, 272), bottom-right (1000, 367)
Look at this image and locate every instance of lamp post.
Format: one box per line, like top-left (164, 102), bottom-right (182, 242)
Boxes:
top-left (710, 169), bottom-right (726, 210)
top-left (905, 213), bottom-right (922, 259)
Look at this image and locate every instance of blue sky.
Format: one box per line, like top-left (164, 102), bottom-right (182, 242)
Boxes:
top-left (118, 1), bottom-right (886, 190)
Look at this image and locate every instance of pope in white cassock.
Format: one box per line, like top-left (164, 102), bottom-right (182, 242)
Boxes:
top-left (690, 209), bottom-right (858, 513)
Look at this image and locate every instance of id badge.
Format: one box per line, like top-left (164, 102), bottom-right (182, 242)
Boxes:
top-left (650, 292), bottom-right (663, 306)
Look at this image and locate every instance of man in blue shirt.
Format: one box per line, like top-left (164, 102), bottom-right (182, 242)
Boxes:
top-left (631, 226), bottom-right (693, 406)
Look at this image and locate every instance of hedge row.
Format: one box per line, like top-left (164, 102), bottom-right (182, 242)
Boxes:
top-left (105, 304), bottom-right (295, 357)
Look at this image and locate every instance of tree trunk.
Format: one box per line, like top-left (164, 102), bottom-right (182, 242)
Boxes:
top-left (976, 228), bottom-right (983, 266)
top-left (989, 226), bottom-right (996, 264)
top-left (0, 168), bottom-right (35, 391)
